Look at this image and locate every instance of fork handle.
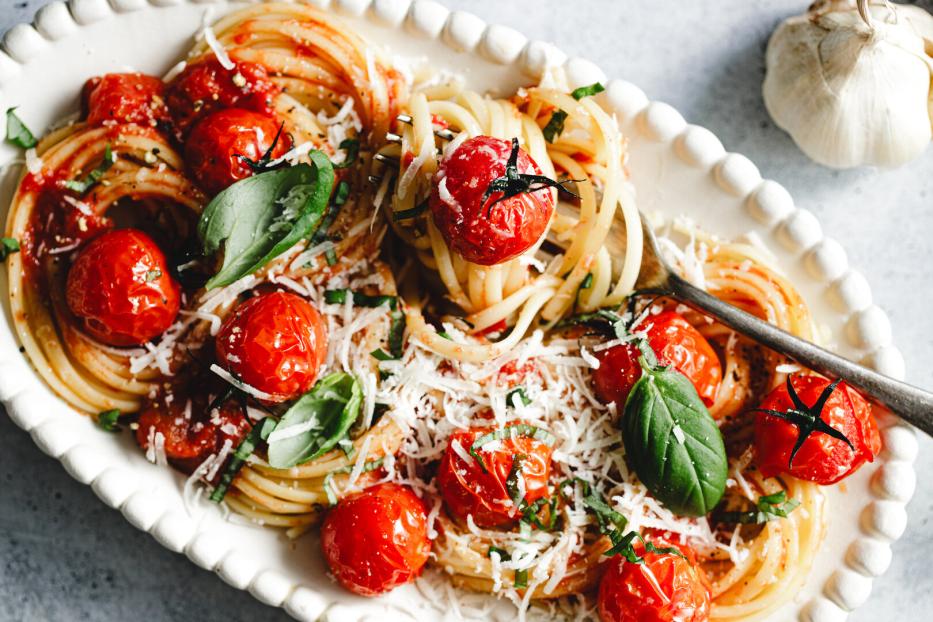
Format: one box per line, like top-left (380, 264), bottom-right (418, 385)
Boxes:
top-left (668, 274), bottom-right (933, 437)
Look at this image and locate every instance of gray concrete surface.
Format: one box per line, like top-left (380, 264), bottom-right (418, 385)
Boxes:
top-left (1, 0), bottom-right (931, 620)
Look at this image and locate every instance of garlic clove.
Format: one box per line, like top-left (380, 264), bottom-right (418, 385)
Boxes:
top-left (764, 0), bottom-right (933, 169)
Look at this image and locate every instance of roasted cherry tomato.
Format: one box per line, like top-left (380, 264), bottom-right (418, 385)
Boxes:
top-left (598, 537), bottom-right (711, 622)
top-left (754, 374), bottom-right (881, 485)
top-left (165, 57), bottom-right (281, 135)
top-left (429, 136), bottom-right (554, 266)
top-left (437, 425), bottom-right (553, 528)
top-left (594, 311), bottom-right (722, 408)
top-left (321, 483), bottom-right (431, 596)
top-left (65, 228), bottom-right (181, 346)
top-left (136, 394), bottom-right (250, 474)
top-left (214, 291), bottom-right (327, 403)
top-left (81, 73), bottom-right (169, 128)
top-left (184, 108), bottom-right (290, 196)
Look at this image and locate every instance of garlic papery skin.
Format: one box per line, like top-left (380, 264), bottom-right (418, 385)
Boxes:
top-left (763, 0), bottom-right (933, 169)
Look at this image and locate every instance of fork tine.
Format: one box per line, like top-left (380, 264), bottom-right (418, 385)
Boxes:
top-left (395, 114), bottom-right (456, 141)
top-left (374, 153), bottom-right (398, 165)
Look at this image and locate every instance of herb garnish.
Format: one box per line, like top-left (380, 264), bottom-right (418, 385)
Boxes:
top-left (506, 386), bottom-right (532, 408)
top-left (322, 457), bottom-right (384, 505)
top-left (96, 409), bottom-right (121, 432)
top-left (198, 151), bottom-right (335, 289)
top-left (334, 138), bottom-right (359, 169)
top-left (469, 424), bottom-right (556, 472)
top-left (486, 547), bottom-right (528, 588)
top-left (505, 454), bottom-right (527, 507)
top-left (571, 82), bottom-right (605, 100)
top-left (64, 144), bottom-right (115, 194)
top-left (323, 288), bottom-right (397, 309)
top-left (5, 107), bottom-right (36, 149)
top-left (481, 138), bottom-right (582, 216)
top-left (755, 377), bottom-right (853, 468)
top-left (236, 122), bottom-right (287, 173)
top-left (542, 109), bottom-right (568, 143)
top-left (210, 417), bottom-right (277, 503)
top-left (145, 269), bottom-right (162, 282)
top-left (266, 372), bottom-right (363, 468)
top-left (0, 237), bottom-right (20, 262)
top-left (718, 490), bottom-right (801, 525)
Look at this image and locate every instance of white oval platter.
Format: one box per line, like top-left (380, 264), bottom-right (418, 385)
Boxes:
top-left (0, 1), bottom-right (918, 621)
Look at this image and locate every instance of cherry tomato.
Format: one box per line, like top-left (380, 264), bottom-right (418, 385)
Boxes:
top-left (165, 57), bottom-right (281, 135)
top-left (184, 108), bottom-right (291, 196)
top-left (598, 537), bottom-right (711, 622)
top-left (437, 425), bottom-right (553, 528)
top-left (429, 136), bottom-right (554, 266)
top-left (214, 291), bottom-right (327, 403)
top-left (81, 73), bottom-right (169, 128)
top-left (321, 483), bottom-right (431, 596)
top-left (594, 311), bottom-right (722, 408)
top-left (136, 394), bottom-right (250, 474)
top-left (65, 228), bottom-right (181, 346)
top-left (754, 374), bottom-right (881, 485)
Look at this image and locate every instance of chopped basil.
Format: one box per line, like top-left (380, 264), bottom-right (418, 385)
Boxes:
top-left (266, 372), bottom-right (363, 468)
top-left (0, 237), bottom-right (20, 262)
top-left (210, 417), bottom-right (277, 503)
top-left (333, 180), bottom-right (349, 206)
top-left (505, 454), bottom-right (527, 507)
top-left (487, 546), bottom-right (510, 560)
top-left (96, 409), bottom-right (121, 432)
top-left (64, 144), bottom-right (115, 194)
top-left (324, 247), bottom-right (338, 266)
top-left (144, 269), bottom-right (162, 282)
top-left (542, 109), bottom-right (568, 143)
top-left (486, 547), bottom-right (527, 588)
top-left (506, 387), bottom-right (532, 408)
top-left (5, 107), bottom-right (37, 149)
top-left (469, 424), bottom-right (556, 472)
top-left (520, 495), bottom-right (558, 531)
top-left (198, 151), bottom-right (335, 289)
top-left (392, 200), bottom-right (428, 222)
top-left (371, 349), bottom-right (395, 362)
top-left (718, 490), bottom-right (801, 525)
top-left (323, 288), bottom-right (397, 310)
top-left (334, 138), bottom-right (359, 169)
top-left (571, 82), bottom-right (605, 100)
top-left (514, 568), bottom-right (528, 588)
top-left (387, 307), bottom-right (405, 359)
top-left (580, 273), bottom-right (593, 289)
top-left (322, 457), bottom-right (384, 505)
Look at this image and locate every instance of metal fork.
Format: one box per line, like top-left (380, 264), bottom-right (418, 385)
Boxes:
top-left (602, 213), bottom-right (933, 435)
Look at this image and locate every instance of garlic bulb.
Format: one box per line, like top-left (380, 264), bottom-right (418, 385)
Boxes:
top-left (763, 0), bottom-right (933, 169)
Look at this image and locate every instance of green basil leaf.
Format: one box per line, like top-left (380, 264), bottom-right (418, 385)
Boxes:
top-left (5, 107), bottom-right (37, 149)
top-left (64, 144), bottom-right (115, 195)
top-left (334, 138), bottom-right (359, 169)
top-left (323, 456), bottom-right (384, 505)
top-left (266, 372), bottom-right (362, 468)
top-left (621, 364), bottom-right (727, 517)
top-left (571, 82), bottom-right (605, 100)
top-left (198, 151), bottom-right (335, 289)
top-left (542, 109), bottom-right (568, 143)
top-left (210, 417), bottom-right (278, 502)
top-left (96, 409), bottom-right (121, 432)
top-left (0, 237), bottom-right (20, 262)
top-left (469, 424), bottom-right (556, 471)
top-left (506, 387), bottom-right (532, 407)
top-left (324, 288), bottom-right (397, 309)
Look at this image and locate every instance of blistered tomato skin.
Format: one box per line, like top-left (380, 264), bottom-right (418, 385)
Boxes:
top-left (594, 311), bottom-right (722, 408)
top-left (214, 291), bottom-right (328, 403)
top-left (598, 538), bottom-right (712, 622)
top-left (136, 396), bottom-right (250, 474)
top-left (82, 73), bottom-right (169, 128)
top-left (184, 108), bottom-right (291, 196)
top-left (321, 483), bottom-right (431, 597)
top-left (754, 374), bottom-right (881, 485)
top-left (437, 426), bottom-right (553, 528)
top-left (165, 58), bottom-right (282, 135)
top-left (65, 228), bottom-right (181, 347)
top-left (429, 136), bottom-right (554, 266)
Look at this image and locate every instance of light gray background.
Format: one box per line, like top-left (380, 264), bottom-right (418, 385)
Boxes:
top-left (0, 0), bottom-right (930, 620)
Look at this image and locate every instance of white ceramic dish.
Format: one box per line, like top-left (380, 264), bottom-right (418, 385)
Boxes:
top-left (0, 1), bottom-right (918, 620)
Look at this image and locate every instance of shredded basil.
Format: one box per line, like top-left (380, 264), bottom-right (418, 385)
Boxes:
top-left (5, 107), bottom-right (36, 149)
top-left (580, 273), bottom-right (593, 289)
top-left (323, 457), bottom-right (384, 505)
top-left (96, 409), bottom-right (121, 432)
top-left (392, 200), bottom-right (428, 222)
top-left (333, 180), bottom-right (349, 206)
top-left (505, 454), bottom-right (527, 507)
top-left (514, 568), bottom-right (528, 589)
top-left (334, 138), bottom-right (359, 169)
top-left (542, 109), bottom-right (568, 143)
top-left (198, 151), bottom-right (335, 289)
top-left (469, 424), bottom-right (556, 472)
top-left (506, 387), bottom-right (532, 408)
top-left (718, 490), bottom-right (801, 525)
top-left (571, 82), bottom-right (605, 100)
top-left (266, 373), bottom-right (363, 468)
top-left (0, 237), bottom-right (20, 262)
top-left (371, 349), bottom-right (395, 362)
top-left (487, 546), bottom-right (510, 560)
top-left (323, 288), bottom-right (397, 309)
top-left (64, 144), bottom-right (115, 194)
top-left (387, 307), bottom-right (406, 359)
top-left (210, 417), bottom-right (277, 502)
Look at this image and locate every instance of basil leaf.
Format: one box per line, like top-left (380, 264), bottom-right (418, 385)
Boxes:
top-left (571, 82), bottom-right (605, 100)
top-left (506, 387), bottom-right (532, 407)
top-left (469, 424), bottom-right (556, 471)
top-left (0, 237), bottom-right (20, 262)
top-left (64, 144), bottom-right (115, 194)
top-left (621, 364), bottom-right (727, 517)
top-left (718, 490), bottom-right (801, 525)
top-left (96, 409), bottom-right (121, 432)
top-left (542, 109), bottom-right (567, 143)
top-left (5, 107), bottom-right (36, 149)
top-left (198, 151), bottom-right (335, 289)
top-left (266, 372), bottom-right (363, 468)
top-left (324, 288), bottom-right (398, 309)
top-left (334, 138), bottom-right (359, 169)
top-left (210, 417), bottom-right (277, 502)
top-left (323, 457), bottom-right (384, 505)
